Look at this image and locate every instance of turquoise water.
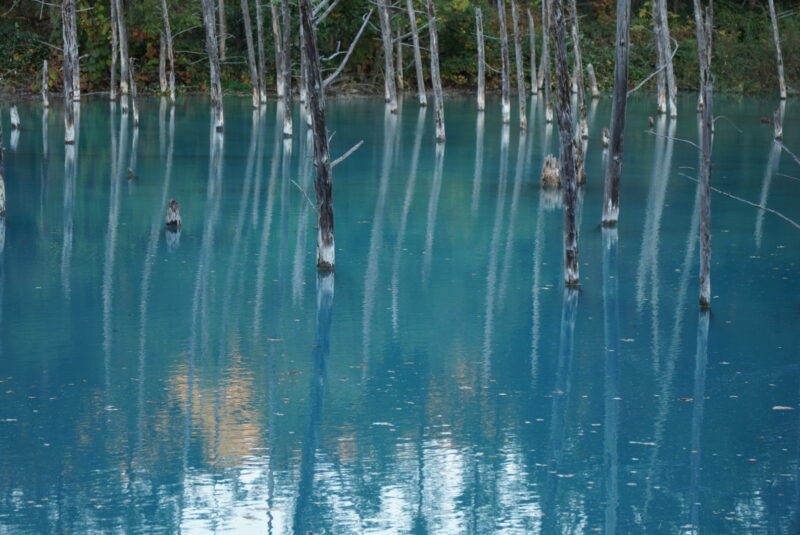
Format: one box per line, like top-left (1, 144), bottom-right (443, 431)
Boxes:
top-left (1, 94), bottom-right (798, 533)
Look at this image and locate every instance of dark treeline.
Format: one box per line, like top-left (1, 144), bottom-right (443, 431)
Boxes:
top-left (1, 0), bottom-right (797, 97)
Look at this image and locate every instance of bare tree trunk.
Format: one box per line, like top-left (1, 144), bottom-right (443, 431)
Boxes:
top-left (42, 60), bottom-right (49, 107)
top-left (552, 0), bottom-right (578, 284)
top-left (511, 0), bottom-right (527, 130)
top-left (298, 0), bottom-right (334, 269)
top-left (692, 0), bottom-right (706, 112)
top-left (568, 0), bottom-right (587, 140)
top-left (241, 0), bottom-right (260, 107)
top-left (427, 0), bottom-right (445, 141)
top-left (541, 0), bottom-right (553, 122)
top-left (160, 0), bottom-right (176, 102)
top-left (587, 63), bottom-right (600, 98)
top-left (476, 8), bottom-right (486, 111)
top-left (657, 0), bottom-right (677, 117)
top-left (271, 3), bottom-right (284, 98)
top-left (378, 0), bottom-right (398, 113)
top-left (110, 0), bottom-right (118, 101)
top-left (218, 0), bottom-right (227, 61)
top-left (406, 0), bottom-right (427, 107)
top-left (159, 34), bottom-right (168, 94)
top-left (601, 0), bottom-right (631, 226)
top-left (62, 0), bottom-right (77, 144)
top-left (0, 122), bottom-right (5, 216)
top-left (653, 0), bottom-right (667, 114)
top-left (129, 58), bottom-right (139, 127)
top-left (114, 0), bottom-right (129, 98)
top-left (497, 0), bottom-right (511, 125)
top-left (281, 0), bottom-right (292, 137)
top-left (254, 0), bottom-right (267, 103)
top-left (698, 7), bottom-right (713, 308)
top-left (299, 21), bottom-right (307, 104)
top-left (767, 0), bottom-right (787, 100)
top-left (201, 0), bottom-right (225, 132)
top-left (527, 8), bottom-right (538, 95)
top-left (396, 27), bottom-right (404, 92)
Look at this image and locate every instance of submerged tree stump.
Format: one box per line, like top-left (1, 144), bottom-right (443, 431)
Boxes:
top-left (165, 199), bottom-right (181, 228)
top-left (602, 127), bottom-right (610, 148)
top-left (10, 107), bottom-right (20, 130)
top-left (540, 154), bottom-right (560, 188)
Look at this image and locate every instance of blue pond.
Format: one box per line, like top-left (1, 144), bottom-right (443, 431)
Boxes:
top-left (0, 94), bottom-right (798, 533)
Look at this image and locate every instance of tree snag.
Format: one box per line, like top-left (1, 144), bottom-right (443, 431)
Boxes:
top-left (406, 0), bottom-right (427, 107)
top-left (378, 0), bottom-right (398, 114)
top-left (767, 0), bottom-right (787, 100)
top-left (427, 0), bottom-right (445, 142)
top-left (527, 8), bottom-right (538, 95)
top-left (476, 7), bottom-right (486, 111)
top-left (497, 0), bottom-right (511, 125)
top-left (201, 0), bottom-right (225, 132)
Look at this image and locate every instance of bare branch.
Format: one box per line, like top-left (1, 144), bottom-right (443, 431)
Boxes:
top-left (331, 140), bottom-right (364, 168)
top-left (646, 130), bottom-right (700, 150)
top-left (778, 142), bottom-right (800, 167)
top-left (323, 9), bottom-right (373, 87)
top-left (314, 0), bottom-right (340, 24)
top-left (291, 179), bottom-right (320, 215)
top-left (628, 37), bottom-right (679, 96)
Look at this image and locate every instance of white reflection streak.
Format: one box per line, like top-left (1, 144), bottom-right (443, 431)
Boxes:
top-left (755, 141), bottom-right (782, 249)
top-left (292, 128), bottom-right (314, 306)
top-left (470, 112), bottom-right (485, 217)
top-left (688, 310), bottom-right (709, 533)
top-left (602, 229), bottom-right (619, 535)
top-left (498, 131), bottom-right (527, 305)
top-left (422, 440), bottom-right (468, 533)
top-left (422, 142), bottom-right (445, 282)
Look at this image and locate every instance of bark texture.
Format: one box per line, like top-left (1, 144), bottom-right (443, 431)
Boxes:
top-left (281, 0), bottom-right (293, 137)
top-left (0, 122), bottom-right (5, 216)
top-left (129, 58), bottom-right (139, 127)
top-left (218, 0), bottom-right (227, 61)
top-left (160, 0), bottom-right (176, 102)
top-left (427, 0), bottom-right (445, 142)
top-left (767, 0), bottom-right (787, 100)
top-left (698, 6), bottom-right (713, 308)
top-left (587, 63), bottom-right (600, 98)
top-left (497, 0), bottom-right (511, 124)
top-left (568, 0), bottom-right (587, 141)
top-left (541, 0), bottom-right (553, 122)
top-left (406, 0), bottom-right (427, 107)
top-left (378, 0), bottom-right (398, 113)
top-left (62, 0), bottom-right (77, 144)
top-left (159, 35), bottom-right (168, 93)
top-left (42, 60), bottom-right (49, 107)
top-left (110, 0), bottom-right (118, 101)
top-left (201, 0), bottom-right (225, 131)
top-left (511, 0), bottom-right (527, 130)
top-left (271, 3), bottom-right (284, 98)
top-left (527, 9), bottom-right (538, 95)
top-left (241, 0), bottom-right (260, 107)
top-left (254, 0), bottom-right (267, 103)
top-left (476, 8), bottom-right (486, 111)
top-left (114, 0), bottom-right (130, 97)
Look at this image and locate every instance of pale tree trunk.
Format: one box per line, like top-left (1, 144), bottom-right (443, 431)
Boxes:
top-left (552, 0), bottom-right (578, 285)
top-left (587, 63), bottom-right (600, 98)
top-left (568, 0), bottom-right (587, 140)
top-left (476, 8), bottom-right (486, 111)
top-left (271, 3), bottom-right (284, 98)
top-left (160, 0), bottom-right (176, 102)
top-left (541, 0), bottom-right (553, 122)
top-left (406, 0), bottom-right (427, 107)
top-left (0, 122), bottom-right (5, 216)
top-left (201, 0), bottom-right (225, 132)
top-left (396, 27), bottom-right (404, 92)
top-left (42, 60), bottom-right (49, 107)
top-left (299, 21), bottom-right (307, 104)
top-left (218, 0), bottom-right (227, 61)
top-left (254, 0), bottom-right (267, 103)
top-left (10, 107), bottom-right (20, 131)
top-left (767, 0), bottom-right (787, 100)
top-left (298, 0), bottom-right (334, 269)
top-left (114, 0), bottom-right (129, 97)
top-left (601, 0), bottom-right (631, 226)
top-left (653, 0), bottom-right (667, 114)
top-left (497, 0), bottom-right (511, 125)
top-left (427, 0), bottom-right (445, 142)
top-left (159, 34), bottom-right (168, 94)
top-left (378, 0), bottom-right (398, 114)
top-left (698, 6), bottom-right (713, 308)
top-left (129, 58), bottom-right (139, 127)
top-left (110, 0), bottom-right (118, 101)
top-left (692, 0), bottom-right (706, 111)
top-left (511, 0), bottom-right (527, 130)
top-left (527, 9), bottom-right (538, 95)
top-left (281, 0), bottom-right (292, 137)
top-left (241, 0), bottom-right (260, 107)
top-left (657, 0), bottom-right (677, 117)
top-left (62, 0), bottom-right (77, 144)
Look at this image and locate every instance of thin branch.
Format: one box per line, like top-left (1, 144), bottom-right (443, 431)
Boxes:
top-left (646, 130), bottom-right (700, 150)
top-left (331, 140), bottom-right (364, 168)
top-left (778, 142), bottom-right (800, 167)
top-left (323, 10), bottom-right (373, 87)
top-left (34, 39), bottom-right (64, 52)
top-left (777, 172), bottom-right (800, 182)
top-left (291, 180), bottom-right (320, 215)
top-left (315, 0), bottom-right (341, 24)
top-left (628, 37), bottom-right (679, 97)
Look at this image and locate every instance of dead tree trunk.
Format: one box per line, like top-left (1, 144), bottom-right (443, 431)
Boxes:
top-left (42, 60), bottom-right (49, 107)
top-left (587, 63), bottom-right (600, 98)
top-left (201, 0), bottom-right (225, 132)
top-left (110, 0), bottom-right (118, 101)
top-left (406, 0), bottom-right (427, 107)
top-left (160, 0), bottom-right (176, 102)
top-left (271, 3), bottom-right (284, 98)
top-left (254, 0), bottom-right (267, 103)
top-left (396, 27), bottom-right (404, 92)
top-left (653, 0), bottom-right (667, 114)
top-left (497, 0), bottom-right (511, 125)
top-left (114, 0), bottom-right (129, 98)
top-left (378, 0), bottom-right (398, 114)
top-left (527, 9), bottom-right (538, 95)
top-left (241, 0), bottom-right (260, 108)
top-left (541, 0), bottom-right (553, 122)
top-left (218, 0), bottom-right (227, 61)
top-left (476, 8), bottom-right (486, 111)
top-left (657, 0), bottom-right (677, 117)
top-left (698, 7), bottom-right (713, 308)
top-left (552, 0), bottom-right (578, 285)
top-left (568, 0), bottom-right (587, 140)
top-left (427, 0), bottom-right (445, 142)
top-left (281, 0), bottom-right (293, 137)
top-left (767, 0), bottom-right (787, 100)
top-left (159, 35), bottom-right (167, 94)
top-left (299, 21), bottom-right (307, 105)
top-left (692, 0), bottom-right (706, 112)
top-left (129, 58), bottom-right (139, 127)
top-left (298, 0), bottom-right (334, 269)
top-left (601, 0), bottom-right (631, 226)
top-left (0, 122), bottom-right (5, 216)
top-left (62, 0), bottom-right (77, 144)
top-left (511, 0), bottom-right (527, 130)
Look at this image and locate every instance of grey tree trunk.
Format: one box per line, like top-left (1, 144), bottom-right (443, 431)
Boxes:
top-left (476, 8), bottom-right (486, 111)
top-left (653, 0), bottom-right (667, 114)
top-left (767, 0), bottom-right (787, 100)
top-left (114, 0), bottom-right (130, 97)
top-left (160, 0), bottom-right (176, 102)
top-left (427, 0), bottom-right (445, 142)
top-left (510, 0), bottom-right (527, 130)
top-left (0, 122), bottom-right (5, 216)
top-left (601, 0), bottom-right (631, 226)
top-left (396, 27), bottom-right (404, 92)
top-left (129, 58), bottom-right (139, 127)
top-left (568, 0), bottom-right (587, 140)
top-left (299, 21), bottom-right (307, 105)
top-left (692, 0), bottom-right (706, 111)
top-left (254, 0), bottom-right (267, 103)
top-left (657, 0), bottom-right (677, 117)
top-left (201, 0), bottom-right (225, 131)
top-left (281, 0), bottom-right (293, 137)
top-left (698, 7), bottom-right (713, 308)
top-left (541, 0), bottom-right (553, 122)
top-left (497, 0), bottom-right (511, 125)
top-left (587, 63), bottom-right (600, 98)
top-left (271, 3), bottom-right (284, 98)
top-left (527, 9), bottom-right (538, 95)
top-left (42, 60), bottom-right (49, 107)
top-left (110, 0), bottom-right (118, 101)
top-left (241, 0), bottom-right (260, 107)
top-left (406, 0), bottom-right (427, 107)
top-left (62, 0), bottom-right (77, 144)
top-left (378, 0), bottom-right (398, 114)
top-left (298, 0), bottom-right (334, 269)
top-left (159, 34), bottom-right (168, 94)
top-left (552, 0), bottom-right (578, 285)
top-left (218, 0), bottom-right (227, 61)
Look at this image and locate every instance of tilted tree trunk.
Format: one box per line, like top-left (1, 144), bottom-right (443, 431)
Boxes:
top-left (110, 0), bottom-right (118, 101)
top-left (697, 7), bottom-right (713, 308)
top-left (541, 0), bottom-right (553, 122)
top-left (281, 0), bottom-right (293, 137)
top-left (201, 0), bottom-right (225, 132)
top-left (587, 63), bottom-right (600, 98)
top-left (159, 34), bottom-right (168, 94)
top-left (652, 0), bottom-right (667, 114)
top-left (476, 8), bottom-right (486, 111)
top-left (298, 0), bottom-right (334, 269)
top-left (601, 0), bottom-right (631, 226)
top-left (406, 0), bottom-right (427, 107)
top-left (218, 0), bottom-right (227, 61)
top-left (160, 0), bottom-right (176, 102)
top-left (62, 0), bottom-right (77, 144)
top-left (427, 0), bottom-right (445, 141)
top-left (497, 0), bottom-right (511, 125)
top-left (254, 0), bottom-right (267, 103)
top-left (510, 0), bottom-right (527, 130)
top-left (129, 58), bottom-right (139, 127)
top-left (568, 0), bottom-right (587, 140)
top-left (42, 60), bottom-right (49, 107)
top-left (527, 8), bottom-right (538, 95)
top-left (241, 0), bottom-right (260, 108)
top-left (656, 0), bottom-right (677, 117)
top-left (767, 0), bottom-right (787, 100)
top-left (271, 3), bottom-right (284, 98)
top-left (551, 0), bottom-right (578, 285)
top-left (378, 0), bottom-right (398, 114)
top-left (114, 0), bottom-right (130, 98)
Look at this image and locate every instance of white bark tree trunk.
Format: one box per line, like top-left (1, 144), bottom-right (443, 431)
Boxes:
top-left (271, 3), bottom-right (284, 98)
top-left (541, 0), bottom-right (553, 122)
top-left (476, 7), bottom-right (486, 111)
top-left (281, 0), bottom-right (293, 137)
top-left (218, 0), bottom-right (227, 61)
top-left (241, 0), bottom-right (260, 107)
top-left (767, 0), bottom-right (787, 100)
top-left (427, 0), bottom-right (445, 142)
top-left (657, 0), bottom-right (677, 117)
top-left (653, 0), bottom-right (667, 114)
top-left (698, 6), bottom-right (713, 308)
top-left (201, 0), bottom-right (225, 131)
top-left (114, 0), bottom-right (129, 98)
top-left (601, 0), bottom-right (631, 226)
top-left (159, 34), bottom-right (168, 94)
top-left (42, 60), bottom-right (49, 107)
top-left (692, 0), bottom-right (706, 112)
top-left (527, 8), bottom-right (538, 95)
top-left (129, 58), bottom-right (139, 127)
top-left (160, 0), bottom-right (176, 102)
top-left (587, 63), bottom-right (600, 98)
top-left (396, 27), bottom-right (404, 92)
top-left (0, 122), bottom-right (5, 216)
top-left (497, 0), bottom-right (511, 125)
top-left (62, 0), bottom-right (77, 144)
top-left (254, 0), bottom-right (267, 103)
top-left (378, 0), bottom-right (398, 114)
top-left (568, 0), bottom-right (587, 140)
top-left (110, 0), bottom-right (118, 101)
top-left (405, 0), bottom-right (427, 107)
top-left (511, 0), bottom-right (527, 130)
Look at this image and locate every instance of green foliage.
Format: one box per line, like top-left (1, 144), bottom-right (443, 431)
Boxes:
top-left (0, 20), bottom-right (48, 92)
